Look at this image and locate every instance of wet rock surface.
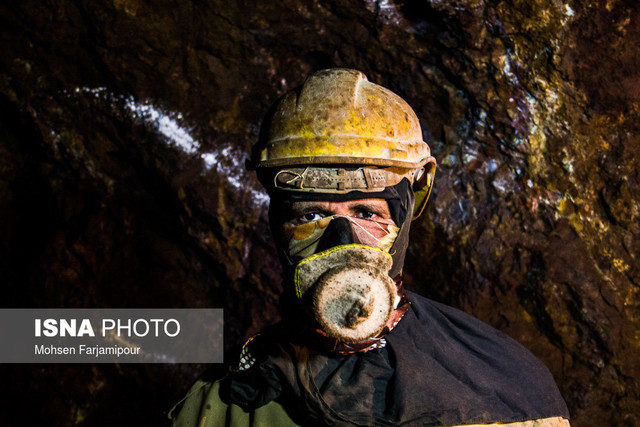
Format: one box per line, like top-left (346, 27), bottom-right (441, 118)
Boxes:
top-left (0, 1), bottom-right (638, 425)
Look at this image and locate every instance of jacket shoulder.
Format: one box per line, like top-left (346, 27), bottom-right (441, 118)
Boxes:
top-left (169, 379), bottom-right (300, 427)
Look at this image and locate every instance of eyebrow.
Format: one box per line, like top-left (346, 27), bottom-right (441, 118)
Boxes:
top-left (349, 201), bottom-right (389, 213)
top-left (288, 201), bottom-right (391, 217)
top-left (287, 202), bottom-right (331, 216)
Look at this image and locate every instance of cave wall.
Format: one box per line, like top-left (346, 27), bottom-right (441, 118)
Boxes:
top-left (0, 1), bottom-right (638, 425)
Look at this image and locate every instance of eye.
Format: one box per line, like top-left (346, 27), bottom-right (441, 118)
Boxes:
top-left (299, 212), bottom-right (323, 223)
top-left (355, 210), bottom-right (376, 220)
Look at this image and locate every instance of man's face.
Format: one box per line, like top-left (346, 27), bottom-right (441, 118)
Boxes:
top-left (277, 198), bottom-right (394, 245)
top-left (274, 197), bottom-right (402, 344)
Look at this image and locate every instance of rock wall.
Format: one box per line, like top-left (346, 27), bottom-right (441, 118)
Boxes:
top-left (0, 1), bottom-right (638, 425)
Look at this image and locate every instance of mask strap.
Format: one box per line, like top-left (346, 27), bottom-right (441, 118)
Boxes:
top-left (338, 215), bottom-right (392, 242)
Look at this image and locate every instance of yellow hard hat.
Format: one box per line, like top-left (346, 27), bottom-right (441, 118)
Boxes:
top-left (251, 68), bottom-right (437, 218)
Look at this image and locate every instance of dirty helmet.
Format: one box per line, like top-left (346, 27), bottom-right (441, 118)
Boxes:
top-left (250, 68), bottom-right (437, 347)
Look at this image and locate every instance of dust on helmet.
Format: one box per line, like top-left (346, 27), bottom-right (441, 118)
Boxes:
top-left (250, 68), bottom-right (437, 217)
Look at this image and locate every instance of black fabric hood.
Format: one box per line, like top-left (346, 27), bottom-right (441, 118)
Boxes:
top-left (220, 291), bottom-right (569, 426)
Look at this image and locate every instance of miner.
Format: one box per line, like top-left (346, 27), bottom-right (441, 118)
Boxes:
top-left (170, 68), bottom-right (570, 426)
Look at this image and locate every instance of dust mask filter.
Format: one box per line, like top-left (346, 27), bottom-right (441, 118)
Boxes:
top-left (294, 244), bottom-right (397, 343)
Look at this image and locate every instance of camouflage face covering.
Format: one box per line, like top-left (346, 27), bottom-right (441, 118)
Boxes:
top-left (283, 215), bottom-right (399, 266)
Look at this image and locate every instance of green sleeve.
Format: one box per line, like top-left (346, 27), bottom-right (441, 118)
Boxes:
top-left (169, 379), bottom-right (300, 427)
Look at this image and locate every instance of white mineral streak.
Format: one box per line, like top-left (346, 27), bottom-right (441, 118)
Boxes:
top-left (201, 144), bottom-right (270, 206)
top-left (67, 87), bottom-right (268, 206)
top-left (124, 99), bottom-right (200, 154)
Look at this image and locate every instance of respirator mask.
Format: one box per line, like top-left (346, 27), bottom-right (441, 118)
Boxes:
top-left (271, 179), bottom-right (415, 349)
